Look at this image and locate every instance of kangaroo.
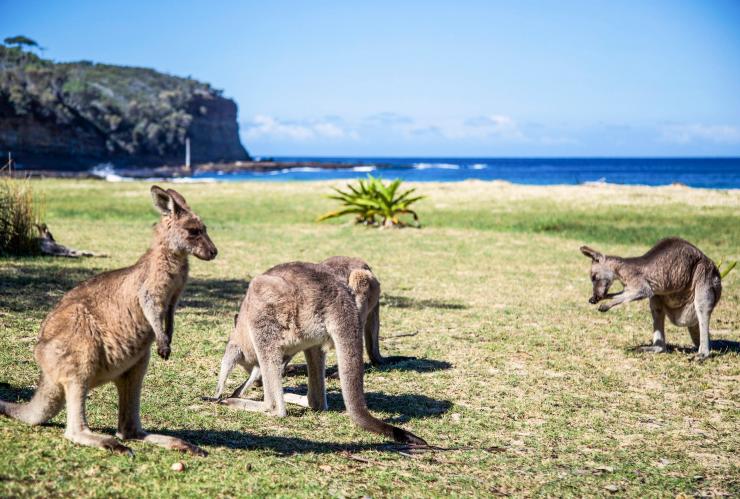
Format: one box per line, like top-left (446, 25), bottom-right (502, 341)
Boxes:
top-left (580, 237), bottom-right (722, 359)
top-left (219, 261), bottom-right (427, 446)
top-left (0, 186), bottom-right (217, 455)
top-left (211, 256), bottom-right (392, 400)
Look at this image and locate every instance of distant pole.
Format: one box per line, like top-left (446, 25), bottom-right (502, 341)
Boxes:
top-left (2, 151), bottom-right (12, 176)
top-left (185, 138), bottom-right (191, 171)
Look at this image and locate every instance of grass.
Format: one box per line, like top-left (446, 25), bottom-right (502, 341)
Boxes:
top-left (0, 177), bottom-right (43, 256)
top-left (0, 179), bottom-right (738, 497)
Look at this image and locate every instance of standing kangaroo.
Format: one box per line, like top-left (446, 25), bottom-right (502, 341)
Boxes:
top-left (0, 186), bottom-right (217, 455)
top-left (580, 237), bottom-right (722, 359)
top-left (211, 256), bottom-right (395, 400)
top-left (219, 261), bottom-right (427, 446)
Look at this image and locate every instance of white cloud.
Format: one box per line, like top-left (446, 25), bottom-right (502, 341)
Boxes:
top-left (364, 112), bottom-right (414, 126)
top-left (440, 114), bottom-right (527, 141)
top-left (243, 115), bottom-right (357, 141)
top-left (243, 113), bottom-right (580, 146)
top-left (660, 123), bottom-right (740, 144)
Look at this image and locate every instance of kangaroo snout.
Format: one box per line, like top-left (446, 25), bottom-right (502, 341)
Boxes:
top-left (195, 242), bottom-right (218, 261)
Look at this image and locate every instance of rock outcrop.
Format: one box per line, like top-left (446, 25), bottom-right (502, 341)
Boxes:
top-left (0, 45), bottom-right (249, 170)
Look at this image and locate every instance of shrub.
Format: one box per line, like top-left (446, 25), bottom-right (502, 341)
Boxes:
top-left (317, 175), bottom-right (425, 228)
top-left (0, 177), bottom-right (43, 255)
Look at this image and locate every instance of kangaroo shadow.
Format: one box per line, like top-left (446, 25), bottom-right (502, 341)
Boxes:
top-left (0, 382), bottom-right (35, 403)
top-left (179, 278), bottom-right (249, 310)
top-left (273, 386), bottom-right (452, 424)
top-left (282, 357), bottom-right (452, 381)
top-left (381, 295), bottom-right (467, 310)
top-left (0, 264), bottom-right (101, 313)
top-left (121, 428), bottom-right (414, 454)
top-left (629, 339), bottom-right (740, 357)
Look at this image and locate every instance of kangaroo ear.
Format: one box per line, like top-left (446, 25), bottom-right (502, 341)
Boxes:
top-left (580, 245), bottom-right (604, 262)
top-left (150, 185), bottom-right (175, 215)
top-left (166, 188), bottom-right (191, 213)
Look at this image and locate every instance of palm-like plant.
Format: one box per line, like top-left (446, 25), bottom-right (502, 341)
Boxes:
top-left (716, 257), bottom-right (737, 279)
top-left (317, 175), bottom-right (425, 228)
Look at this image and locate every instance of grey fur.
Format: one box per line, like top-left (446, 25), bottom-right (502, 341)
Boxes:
top-left (211, 256), bottom-right (384, 400)
top-left (218, 260), bottom-right (427, 445)
top-left (581, 237), bottom-right (722, 359)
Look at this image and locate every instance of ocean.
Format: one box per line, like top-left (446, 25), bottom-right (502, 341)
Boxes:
top-left (190, 157), bottom-right (740, 189)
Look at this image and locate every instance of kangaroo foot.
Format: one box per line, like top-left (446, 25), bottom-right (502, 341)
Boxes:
top-left (638, 345), bottom-right (667, 354)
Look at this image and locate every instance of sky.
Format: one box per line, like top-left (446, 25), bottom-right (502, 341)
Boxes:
top-left (4, 0), bottom-right (740, 157)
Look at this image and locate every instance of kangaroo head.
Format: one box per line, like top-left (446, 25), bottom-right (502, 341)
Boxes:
top-left (580, 245), bottom-right (615, 304)
top-left (151, 185), bottom-right (218, 261)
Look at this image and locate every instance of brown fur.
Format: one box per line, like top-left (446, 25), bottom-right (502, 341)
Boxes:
top-left (219, 261), bottom-right (427, 446)
top-left (211, 256), bottom-right (387, 400)
top-left (0, 186), bottom-right (217, 455)
top-left (581, 237), bottom-right (722, 359)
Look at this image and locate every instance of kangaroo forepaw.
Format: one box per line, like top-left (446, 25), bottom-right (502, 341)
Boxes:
top-left (392, 427), bottom-right (428, 446)
top-left (157, 344), bottom-right (171, 360)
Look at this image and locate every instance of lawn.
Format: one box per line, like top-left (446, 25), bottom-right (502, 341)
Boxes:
top-left (0, 179), bottom-right (738, 497)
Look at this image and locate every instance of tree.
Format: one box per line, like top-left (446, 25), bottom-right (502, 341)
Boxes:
top-left (3, 36), bottom-right (40, 49)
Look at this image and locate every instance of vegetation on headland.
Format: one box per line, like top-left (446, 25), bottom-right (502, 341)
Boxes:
top-left (0, 38), bottom-right (249, 168)
top-left (0, 180), bottom-right (737, 497)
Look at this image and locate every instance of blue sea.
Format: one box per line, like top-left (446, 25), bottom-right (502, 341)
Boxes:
top-left (192, 157), bottom-right (740, 189)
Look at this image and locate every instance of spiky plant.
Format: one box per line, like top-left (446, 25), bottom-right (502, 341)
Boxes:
top-left (716, 257), bottom-right (737, 280)
top-left (317, 175), bottom-right (425, 228)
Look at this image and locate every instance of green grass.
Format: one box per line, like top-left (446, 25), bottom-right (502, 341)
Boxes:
top-left (1, 179), bottom-right (738, 497)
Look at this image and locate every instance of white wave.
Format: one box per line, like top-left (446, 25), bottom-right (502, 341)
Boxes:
top-left (264, 166), bottom-right (327, 176)
top-left (582, 177), bottom-right (608, 186)
top-left (168, 176), bottom-right (217, 183)
top-left (90, 163), bottom-right (133, 182)
top-left (471, 163), bottom-right (487, 170)
top-left (412, 162), bottom-right (460, 170)
top-left (352, 165), bottom-right (376, 172)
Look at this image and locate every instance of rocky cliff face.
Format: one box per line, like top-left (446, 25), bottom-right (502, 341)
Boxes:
top-left (0, 46), bottom-right (249, 170)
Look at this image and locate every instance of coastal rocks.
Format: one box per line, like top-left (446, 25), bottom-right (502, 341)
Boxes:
top-left (0, 45), bottom-right (249, 170)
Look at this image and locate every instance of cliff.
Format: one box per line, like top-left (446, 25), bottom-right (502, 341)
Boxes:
top-left (0, 45), bottom-right (249, 170)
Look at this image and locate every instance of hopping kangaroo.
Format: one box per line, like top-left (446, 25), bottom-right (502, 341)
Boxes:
top-left (0, 186), bottom-right (217, 455)
top-left (219, 261), bottom-right (427, 445)
top-left (212, 256), bottom-right (395, 400)
top-left (581, 237), bottom-right (722, 359)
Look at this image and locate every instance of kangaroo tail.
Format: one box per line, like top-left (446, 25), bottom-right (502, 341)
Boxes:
top-left (332, 318), bottom-right (427, 446)
top-left (0, 376), bottom-right (64, 426)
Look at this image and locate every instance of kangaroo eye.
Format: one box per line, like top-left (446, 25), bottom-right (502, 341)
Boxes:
top-left (591, 275), bottom-right (597, 282)
top-left (187, 228), bottom-right (201, 237)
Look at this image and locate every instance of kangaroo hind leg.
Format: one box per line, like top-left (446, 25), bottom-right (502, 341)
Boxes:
top-left (63, 379), bottom-right (132, 454)
top-left (115, 354), bottom-right (207, 456)
top-left (693, 284), bottom-right (717, 360)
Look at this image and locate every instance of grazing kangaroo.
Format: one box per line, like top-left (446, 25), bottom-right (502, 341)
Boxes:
top-left (212, 256), bottom-right (393, 400)
top-left (219, 261), bottom-right (427, 445)
top-left (0, 186), bottom-right (217, 455)
top-left (581, 237), bottom-right (722, 359)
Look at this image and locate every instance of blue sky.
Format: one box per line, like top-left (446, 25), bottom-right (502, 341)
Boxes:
top-left (4, 0), bottom-right (740, 157)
